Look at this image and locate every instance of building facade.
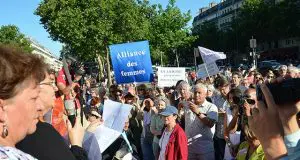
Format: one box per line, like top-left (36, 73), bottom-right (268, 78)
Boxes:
top-left (192, 0), bottom-right (244, 32)
top-left (193, 0), bottom-right (300, 63)
top-left (28, 37), bottom-right (62, 71)
top-left (258, 37), bottom-right (300, 61)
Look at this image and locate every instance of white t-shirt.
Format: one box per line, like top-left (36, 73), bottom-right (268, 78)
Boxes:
top-left (224, 101), bottom-right (241, 160)
top-left (158, 130), bottom-right (172, 160)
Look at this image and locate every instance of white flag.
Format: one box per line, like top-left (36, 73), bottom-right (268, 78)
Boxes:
top-left (199, 46), bottom-right (226, 64)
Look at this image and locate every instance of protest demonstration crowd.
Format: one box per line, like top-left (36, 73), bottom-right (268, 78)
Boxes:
top-left (0, 43), bottom-right (300, 160)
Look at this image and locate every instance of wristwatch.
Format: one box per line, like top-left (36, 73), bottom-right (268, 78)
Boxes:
top-left (196, 111), bottom-right (202, 117)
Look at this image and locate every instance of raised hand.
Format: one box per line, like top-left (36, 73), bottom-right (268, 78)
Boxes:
top-left (67, 116), bottom-right (84, 147)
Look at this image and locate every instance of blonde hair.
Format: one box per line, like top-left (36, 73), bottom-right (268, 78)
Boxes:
top-left (244, 124), bottom-right (257, 140)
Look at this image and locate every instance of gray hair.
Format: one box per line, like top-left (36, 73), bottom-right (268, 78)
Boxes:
top-left (193, 83), bottom-right (208, 92)
top-left (155, 96), bottom-right (170, 106)
top-left (207, 84), bottom-right (215, 92)
top-left (177, 81), bottom-right (190, 91)
top-left (288, 66), bottom-right (299, 74)
top-left (279, 65), bottom-right (287, 70)
top-left (98, 87), bottom-right (106, 94)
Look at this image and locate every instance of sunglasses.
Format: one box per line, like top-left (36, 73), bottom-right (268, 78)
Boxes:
top-left (267, 75), bottom-right (274, 78)
top-left (245, 98), bottom-right (256, 105)
top-left (115, 93), bottom-right (122, 97)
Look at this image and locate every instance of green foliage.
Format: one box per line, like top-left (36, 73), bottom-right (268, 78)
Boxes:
top-left (146, 1), bottom-right (197, 64)
top-left (35, 0), bottom-right (196, 65)
top-left (0, 25), bottom-right (33, 53)
top-left (36, 0), bottom-right (150, 58)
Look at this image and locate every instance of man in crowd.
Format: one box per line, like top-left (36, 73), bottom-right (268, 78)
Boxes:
top-left (231, 72), bottom-right (247, 93)
top-left (278, 65), bottom-right (288, 79)
top-left (183, 83), bottom-right (218, 159)
top-left (211, 76), bottom-right (230, 160)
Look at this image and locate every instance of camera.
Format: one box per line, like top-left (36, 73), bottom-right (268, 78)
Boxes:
top-left (231, 94), bottom-right (257, 115)
top-left (257, 78), bottom-right (300, 105)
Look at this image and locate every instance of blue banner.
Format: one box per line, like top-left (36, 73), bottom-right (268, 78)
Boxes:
top-left (109, 40), bottom-right (153, 84)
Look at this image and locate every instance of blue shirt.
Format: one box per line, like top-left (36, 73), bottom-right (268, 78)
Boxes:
top-left (280, 129), bottom-right (300, 160)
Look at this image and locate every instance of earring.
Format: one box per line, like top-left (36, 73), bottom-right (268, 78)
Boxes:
top-left (2, 124), bottom-right (8, 138)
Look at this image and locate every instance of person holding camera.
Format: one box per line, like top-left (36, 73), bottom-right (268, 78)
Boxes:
top-left (223, 88), bottom-right (243, 159)
top-left (57, 59), bottom-right (83, 99)
top-left (183, 83), bottom-right (218, 159)
top-left (248, 79), bottom-right (300, 159)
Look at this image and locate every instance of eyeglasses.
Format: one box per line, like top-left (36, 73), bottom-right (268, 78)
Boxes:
top-left (40, 81), bottom-right (56, 87)
top-left (115, 93), bottom-right (122, 97)
top-left (255, 76), bottom-right (261, 79)
top-left (267, 75), bottom-right (274, 79)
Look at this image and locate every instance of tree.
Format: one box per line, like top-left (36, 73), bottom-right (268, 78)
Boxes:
top-left (235, 0), bottom-right (300, 50)
top-left (0, 25), bottom-right (33, 53)
top-left (36, 0), bottom-right (150, 85)
top-left (147, 0), bottom-right (197, 65)
top-left (36, 0), bottom-right (196, 84)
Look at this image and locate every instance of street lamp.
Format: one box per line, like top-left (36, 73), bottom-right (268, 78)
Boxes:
top-left (173, 49), bottom-right (179, 67)
top-left (250, 36), bottom-right (257, 68)
top-left (160, 51), bottom-right (163, 67)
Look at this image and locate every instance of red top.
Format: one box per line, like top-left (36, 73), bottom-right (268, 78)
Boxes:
top-left (56, 68), bottom-right (81, 108)
top-left (51, 96), bottom-right (67, 136)
top-left (164, 124), bottom-right (188, 160)
top-left (57, 68), bottom-right (68, 86)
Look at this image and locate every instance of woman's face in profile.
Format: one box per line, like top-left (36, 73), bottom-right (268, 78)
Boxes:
top-left (4, 79), bottom-right (41, 141)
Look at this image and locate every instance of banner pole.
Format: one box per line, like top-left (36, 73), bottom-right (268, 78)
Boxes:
top-left (203, 63), bottom-right (211, 79)
top-left (194, 48), bottom-right (197, 71)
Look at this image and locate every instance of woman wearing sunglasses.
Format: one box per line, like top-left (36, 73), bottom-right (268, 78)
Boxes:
top-left (223, 88), bottom-right (243, 160)
top-left (264, 71), bottom-right (275, 83)
top-left (236, 124), bottom-right (265, 160)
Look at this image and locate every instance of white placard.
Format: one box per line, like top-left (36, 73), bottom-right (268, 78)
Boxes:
top-left (157, 67), bottom-right (186, 87)
top-left (197, 62), bottom-right (220, 79)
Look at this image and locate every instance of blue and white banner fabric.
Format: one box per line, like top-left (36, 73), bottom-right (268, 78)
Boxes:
top-left (109, 41), bottom-right (153, 84)
top-left (198, 46), bottom-right (226, 64)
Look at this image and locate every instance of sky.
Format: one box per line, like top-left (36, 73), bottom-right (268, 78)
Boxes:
top-left (0, 0), bottom-right (211, 57)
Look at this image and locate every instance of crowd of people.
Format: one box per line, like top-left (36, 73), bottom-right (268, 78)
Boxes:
top-left (0, 45), bottom-right (299, 160)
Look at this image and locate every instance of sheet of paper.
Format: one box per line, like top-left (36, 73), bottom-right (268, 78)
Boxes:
top-left (94, 125), bottom-right (121, 153)
top-left (93, 100), bottom-right (133, 153)
top-left (103, 100), bottom-right (133, 132)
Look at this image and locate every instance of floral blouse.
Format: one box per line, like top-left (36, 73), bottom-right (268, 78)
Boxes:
top-left (0, 146), bottom-right (37, 160)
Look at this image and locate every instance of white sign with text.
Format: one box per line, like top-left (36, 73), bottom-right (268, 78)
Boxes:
top-left (157, 67), bottom-right (186, 87)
